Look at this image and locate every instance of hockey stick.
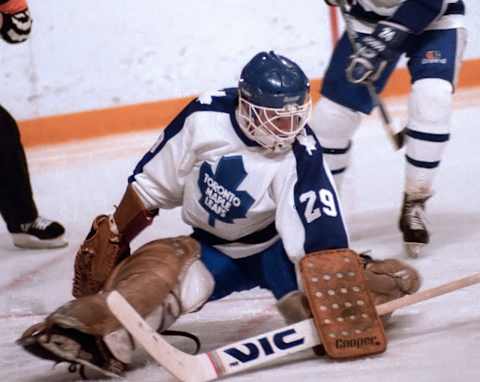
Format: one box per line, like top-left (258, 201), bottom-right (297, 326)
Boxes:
top-left (107, 272), bottom-right (480, 382)
top-left (337, 2), bottom-right (405, 150)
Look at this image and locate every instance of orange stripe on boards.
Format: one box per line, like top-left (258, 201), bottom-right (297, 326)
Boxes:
top-left (19, 58), bottom-right (480, 148)
top-left (20, 96), bottom-right (194, 147)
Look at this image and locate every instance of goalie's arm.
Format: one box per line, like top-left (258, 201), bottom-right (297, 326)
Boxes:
top-left (72, 100), bottom-right (199, 298)
top-left (72, 184), bottom-right (158, 298)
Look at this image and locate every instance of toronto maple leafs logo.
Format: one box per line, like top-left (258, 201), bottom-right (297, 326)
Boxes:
top-left (198, 156), bottom-right (255, 227)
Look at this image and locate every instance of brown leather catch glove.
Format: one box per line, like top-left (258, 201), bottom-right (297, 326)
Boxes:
top-left (361, 254), bottom-right (421, 305)
top-left (72, 215), bottom-right (130, 298)
top-left (72, 185), bottom-right (157, 298)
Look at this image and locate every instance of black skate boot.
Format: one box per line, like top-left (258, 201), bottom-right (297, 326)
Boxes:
top-left (399, 193), bottom-right (431, 258)
top-left (11, 216), bottom-right (68, 249)
top-left (17, 321), bottom-right (126, 379)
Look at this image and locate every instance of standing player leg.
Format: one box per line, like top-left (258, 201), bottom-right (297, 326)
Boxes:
top-left (311, 32), bottom-right (398, 192)
top-left (0, 104), bottom-right (67, 249)
top-left (400, 28), bottom-right (467, 257)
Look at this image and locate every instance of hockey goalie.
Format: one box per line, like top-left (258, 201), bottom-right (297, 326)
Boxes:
top-left (17, 51), bottom-right (420, 378)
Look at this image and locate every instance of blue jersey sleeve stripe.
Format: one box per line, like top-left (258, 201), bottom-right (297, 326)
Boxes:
top-left (292, 128), bottom-right (349, 252)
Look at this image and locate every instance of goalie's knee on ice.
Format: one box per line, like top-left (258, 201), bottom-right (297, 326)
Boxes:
top-left (276, 290), bottom-right (312, 324)
top-left (180, 259), bottom-right (215, 313)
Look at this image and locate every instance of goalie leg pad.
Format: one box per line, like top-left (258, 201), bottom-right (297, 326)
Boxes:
top-left (18, 236), bottom-right (211, 375)
top-left (300, 249), bottom-right (387, 359)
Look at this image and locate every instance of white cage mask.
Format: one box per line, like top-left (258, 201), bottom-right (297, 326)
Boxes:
top-left (237, 94), bottom-right (312, 153)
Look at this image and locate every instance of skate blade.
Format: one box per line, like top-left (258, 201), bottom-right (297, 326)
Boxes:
top-left (38, 336), bottom-right (122, 379)
top-left (404, 242), bottom-right (424, 258)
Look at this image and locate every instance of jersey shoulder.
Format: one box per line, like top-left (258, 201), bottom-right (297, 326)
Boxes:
top-left (164, 88), bottom-right (238, 134)
top-left (186, 87), bottom-right (238, 115)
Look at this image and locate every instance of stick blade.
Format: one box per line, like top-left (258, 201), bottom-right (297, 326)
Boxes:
top-left (106, 291), bottom-right (217, 382)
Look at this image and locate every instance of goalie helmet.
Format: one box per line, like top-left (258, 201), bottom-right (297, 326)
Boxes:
top-left (237, 51), bottom-right (312, 153)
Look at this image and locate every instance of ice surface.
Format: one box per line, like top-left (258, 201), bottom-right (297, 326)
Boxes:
top-left (1, 89), bottom-right (480, 381)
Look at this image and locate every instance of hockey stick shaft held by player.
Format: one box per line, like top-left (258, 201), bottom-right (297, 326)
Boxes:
top-left (337, 2), bottom-right (404, 149)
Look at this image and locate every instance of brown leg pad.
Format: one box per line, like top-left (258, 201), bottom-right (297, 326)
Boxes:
top-left (43, 236), bottom-right (200, 337)
top-left (300, 249), bottom-right (387, 359)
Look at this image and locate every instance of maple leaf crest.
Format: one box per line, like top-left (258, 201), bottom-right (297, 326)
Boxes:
top-left (198, 156), bottom-right (255, 227)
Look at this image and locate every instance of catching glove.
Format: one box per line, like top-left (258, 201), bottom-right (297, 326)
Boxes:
top-left (72, 186), bottom-right (157, 298)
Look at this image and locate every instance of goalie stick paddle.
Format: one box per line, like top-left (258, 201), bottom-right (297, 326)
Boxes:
top-left (107, 272), bottom-right (480, 382)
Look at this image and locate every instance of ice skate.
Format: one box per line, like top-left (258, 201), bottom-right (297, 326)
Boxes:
top-left (17, 321), bottom-right (125, 379)
top-left (11, 216), bottom-right (68, 249)
top-left (399, 193), bottom-right (431, 258)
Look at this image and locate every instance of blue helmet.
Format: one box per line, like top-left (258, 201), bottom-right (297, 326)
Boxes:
top-left (237, 51), bottom-right (311, 152)
top-left (239, 51), bottom-right (310, 108)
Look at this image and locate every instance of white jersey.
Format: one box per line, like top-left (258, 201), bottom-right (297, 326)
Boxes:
top-left (129, 88), bottom-right (349, 264)
top-left (348, 0), bottom-right (465, 34)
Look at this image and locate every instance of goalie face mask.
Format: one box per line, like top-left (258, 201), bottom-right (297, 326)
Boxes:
top-left (237, 51), bottom-right (312, 153)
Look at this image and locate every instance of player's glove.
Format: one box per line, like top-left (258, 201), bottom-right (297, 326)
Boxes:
top-left (346, 21), bottom-right (410, 84)
top-left (72, 214), bottom-right (131, 298)
top-left (72, 185), bottom-right (157, 298)
top-left (0, 9), bottom-right (32, 43)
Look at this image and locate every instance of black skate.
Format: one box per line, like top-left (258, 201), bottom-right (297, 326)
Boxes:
top-left (17, 321), bottom-right (125, 379)
top-left (11, 216), bottom-right (68, 249)
top-left (399, 193), bottom-right (431, 258)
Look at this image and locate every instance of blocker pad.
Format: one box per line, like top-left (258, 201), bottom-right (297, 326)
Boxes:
top-left (300, 249), bottom-right (387, 359)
